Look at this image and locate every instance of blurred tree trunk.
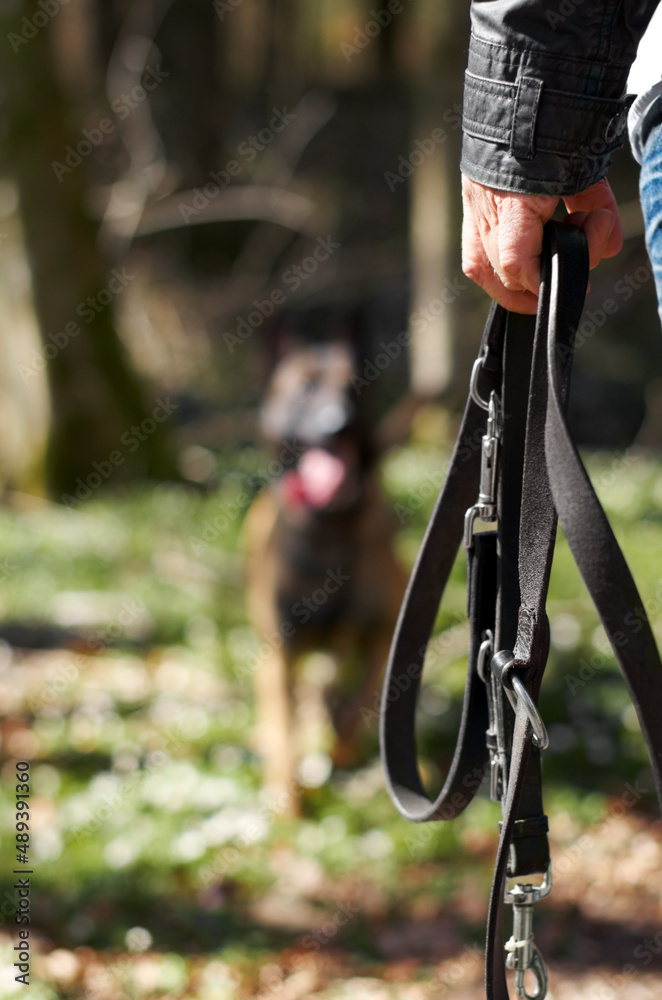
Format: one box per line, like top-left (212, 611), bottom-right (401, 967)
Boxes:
top-left (264, 0), bottom-right (303, 107)
top-left (376, 10), bottom-right (400, 82)
top-left (0, 204), bottom-right (51, 494)
top-left (218, 0), bottom-right (266, 97)
top-left (145, 0), bottom-right (220, 187)
top-left (407, 0), bottom-right (478, 402)
top-left (0, 4), bottom-right (176, 498)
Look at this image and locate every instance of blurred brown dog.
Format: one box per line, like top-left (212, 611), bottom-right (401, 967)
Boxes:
top-left (244, 341), bottom-right (406, 813)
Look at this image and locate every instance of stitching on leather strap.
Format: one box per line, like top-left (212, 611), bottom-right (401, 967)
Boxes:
top-left (511, 816), bottom-right (549, 840)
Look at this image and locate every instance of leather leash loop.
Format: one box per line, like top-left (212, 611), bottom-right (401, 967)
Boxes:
top-left (380, 302), bottom-right (506, 823)
top-left (381, 220), bottom-right (662, 999)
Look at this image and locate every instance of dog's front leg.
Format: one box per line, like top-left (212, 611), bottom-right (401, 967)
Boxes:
top-left (254, 645), bottom-right (300, 818)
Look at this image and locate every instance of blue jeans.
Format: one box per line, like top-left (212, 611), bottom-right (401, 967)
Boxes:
top-left (639, 95), bottom-right (662, 326)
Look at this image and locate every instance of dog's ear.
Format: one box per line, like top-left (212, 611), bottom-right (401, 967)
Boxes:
top-left (262, 311), bottom-right (305, 377)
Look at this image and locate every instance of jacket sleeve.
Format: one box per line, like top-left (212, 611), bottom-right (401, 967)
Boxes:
top-left (461, 0), bottom-right (661, 195)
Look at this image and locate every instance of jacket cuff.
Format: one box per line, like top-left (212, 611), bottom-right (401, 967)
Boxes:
top-left (461, 32), bottom-right (632, 196)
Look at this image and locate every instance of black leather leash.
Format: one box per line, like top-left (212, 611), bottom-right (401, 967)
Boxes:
top-left (380, 220), bottom-right (662, 999)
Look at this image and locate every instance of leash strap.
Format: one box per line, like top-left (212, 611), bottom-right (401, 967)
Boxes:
top-left (380, 301), bottom-right (505, 821)
top-left (381, 221), bottom-right (662, 999)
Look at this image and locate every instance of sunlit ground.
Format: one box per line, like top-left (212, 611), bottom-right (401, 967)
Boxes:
top-left (1, 444), bottom-right (661, 999)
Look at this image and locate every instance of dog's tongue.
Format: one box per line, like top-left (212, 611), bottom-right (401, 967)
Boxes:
top-left (282, 448), bottom-right (347, 509)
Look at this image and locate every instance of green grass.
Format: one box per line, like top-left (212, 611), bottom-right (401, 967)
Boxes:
top-left (0, 442), bottom-right (661, 995)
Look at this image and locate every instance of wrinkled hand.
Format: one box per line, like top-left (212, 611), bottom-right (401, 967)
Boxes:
top-left (461, 176), bottom-right (623, 313)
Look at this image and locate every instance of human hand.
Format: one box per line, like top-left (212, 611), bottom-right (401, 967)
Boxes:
top-left (461, 176), bottom-right (623, 313)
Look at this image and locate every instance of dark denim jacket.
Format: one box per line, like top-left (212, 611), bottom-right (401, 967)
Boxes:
top-left (462, 0), bottom-right (661, 194)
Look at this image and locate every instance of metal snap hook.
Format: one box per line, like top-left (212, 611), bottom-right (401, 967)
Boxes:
top-left (504, 874), bottom-right (552, 1000)
top-left (464, 390), bottom-right (501, 550)
top-left (517, 945), bottom-right (548, 1000)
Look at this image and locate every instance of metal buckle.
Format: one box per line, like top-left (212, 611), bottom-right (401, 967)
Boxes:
top-left (504, 866), bottom-right (552, 999)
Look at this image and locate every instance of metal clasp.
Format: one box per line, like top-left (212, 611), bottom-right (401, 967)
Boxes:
top-left (464, 389), bottom-right (501, 549)
top-left (477, 630), bottom-right (509, 804)
top-left (476, 631), bottom-right (493, 684)
top-left (504, 867), bottom-right (552, 999)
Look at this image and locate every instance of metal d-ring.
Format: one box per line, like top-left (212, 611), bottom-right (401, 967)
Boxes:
top-left (477, 630), bottom-right (494, 684)
top-left (470, 357), bottom-right (491, 411)
top-left (491, 651), bottom-right (549, 750)
top-left (510, 672), bottom-right (549, 750)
